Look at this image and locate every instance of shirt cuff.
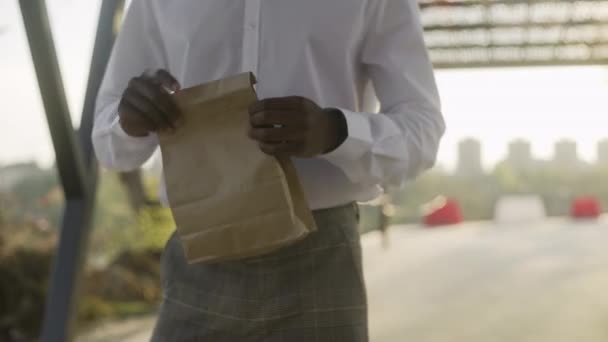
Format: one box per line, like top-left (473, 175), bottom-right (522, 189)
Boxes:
top-left (322, 108), bottom-right (373, 163)
top-left (110, 115), bottom-right (158, 145)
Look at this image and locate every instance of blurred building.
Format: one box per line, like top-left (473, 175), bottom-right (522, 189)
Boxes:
top-left (507, 139), bottom-right (533, 172)
top-left (597, 139), bottom-right (608, 165)
top-left (456, 138), bottom-right (483, 176)
top-left (553, 139), bottom-right (581, 170)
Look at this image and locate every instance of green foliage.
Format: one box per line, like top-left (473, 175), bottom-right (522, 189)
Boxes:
top-left (2, 166), bottom-right (174, 264)
top-left (4, 168), bottom-right (63, 232)
top-left (78, 296), bottom-right (115, 323)
top-left (0, 246), bottom-right (53, 340)
top-left (133, 206), bottom-right (175, 250)
top-left (130, 175), bottom-right (175, 251)
top-left (89, 172), bottom-right (174, 264)
top-left (11, 169), bottom-right (58, 205)
top-left (0, 167), bottom-right (173, 338)
top-left (89, 172), bottom-right (137, 261)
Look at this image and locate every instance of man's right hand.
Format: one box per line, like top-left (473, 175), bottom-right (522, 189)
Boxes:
top-left (118, 69), bottom-right (182, 137)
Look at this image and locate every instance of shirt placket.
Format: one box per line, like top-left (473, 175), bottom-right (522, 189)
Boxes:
top-left (242, 0), bottom-right (261, 75)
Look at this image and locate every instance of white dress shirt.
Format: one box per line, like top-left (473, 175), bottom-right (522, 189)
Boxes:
top-left (93, 0), bottom-right (445, 210)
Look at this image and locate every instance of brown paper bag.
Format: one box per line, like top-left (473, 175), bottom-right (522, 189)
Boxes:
top-left (158, 72), bottom-right (316, 264)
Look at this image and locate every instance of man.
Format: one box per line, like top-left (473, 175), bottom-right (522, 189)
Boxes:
top-left (93, 0), bottom-right (444, 340)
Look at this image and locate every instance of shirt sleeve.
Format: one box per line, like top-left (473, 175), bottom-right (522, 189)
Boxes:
top-left (92, 0), bottom-right (166, 172)
top-left (322, 0), bottom-right (445, 189)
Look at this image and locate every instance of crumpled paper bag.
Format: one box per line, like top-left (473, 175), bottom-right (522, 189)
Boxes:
top-left (159, 72), bottom-right (316, 264)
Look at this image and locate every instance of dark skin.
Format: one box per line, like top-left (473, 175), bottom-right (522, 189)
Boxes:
top-left (119, 69), bottom-right (182, 137)
top-left (119, 69), bottom-right (347, 157)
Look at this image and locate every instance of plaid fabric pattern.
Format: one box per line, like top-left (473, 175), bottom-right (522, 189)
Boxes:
top-left (151, 203), bottom-right (368, 341)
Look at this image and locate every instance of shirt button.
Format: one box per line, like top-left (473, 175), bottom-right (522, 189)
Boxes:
top-left (247, 23), bottom-right (257, 31)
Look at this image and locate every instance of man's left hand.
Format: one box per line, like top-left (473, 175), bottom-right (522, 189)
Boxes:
top-left (248, 96), bottom-right (347, 157)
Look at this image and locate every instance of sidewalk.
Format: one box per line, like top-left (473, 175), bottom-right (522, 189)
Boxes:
top-left (79, 220), bottom-right (608, 341)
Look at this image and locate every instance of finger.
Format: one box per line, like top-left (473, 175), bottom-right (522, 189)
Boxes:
top-left (119, 101), bottom-right (157, 135)
top-left (249, 96), bottom-right (309, 114)
top-left (248, 126), bottom-right (306, 143)
top-left (130, 78), bottom-right (180, 127)
top-left (258, 142), bottom-right (302, 156)
top-left (250, 110), bottom-right (305, 128)
top-left (123, 89), bottom-right (172, 131)
top-left (154, 69), bottom-right (181, 92)
top-left (132, 76), bottom-right (180, 116)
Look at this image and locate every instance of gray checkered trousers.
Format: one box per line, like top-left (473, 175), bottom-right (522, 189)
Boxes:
top-left (151, 203), bottom-right (369, 341)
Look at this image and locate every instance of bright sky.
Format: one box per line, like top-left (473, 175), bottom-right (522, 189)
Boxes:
top-left (2, 0), bottom-right (607, 171)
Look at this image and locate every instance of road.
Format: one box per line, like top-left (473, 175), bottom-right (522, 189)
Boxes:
top-left (79, 218), bottom-right (608, 341)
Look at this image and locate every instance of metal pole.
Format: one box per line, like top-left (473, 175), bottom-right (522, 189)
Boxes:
top-left (19, 0), bottom-right (88, 199)
top-left (19, 0), bottom-right (123, 340)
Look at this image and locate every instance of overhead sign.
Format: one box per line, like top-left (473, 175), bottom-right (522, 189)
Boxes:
top-left (420, 0), bottom-right (608, 68)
